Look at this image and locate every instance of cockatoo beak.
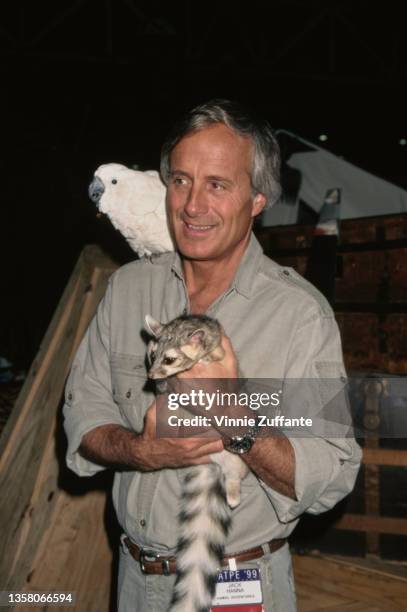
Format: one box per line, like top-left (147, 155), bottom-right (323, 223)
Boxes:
top-left (88, 176), bottom-right (105, 207)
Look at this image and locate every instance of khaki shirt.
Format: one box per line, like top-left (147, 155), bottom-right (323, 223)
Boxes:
top-left (63, 234), bottom-right (361, 554)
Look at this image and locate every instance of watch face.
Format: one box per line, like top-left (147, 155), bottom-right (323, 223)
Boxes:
top-left (228, 435), bottom-right (254, 454)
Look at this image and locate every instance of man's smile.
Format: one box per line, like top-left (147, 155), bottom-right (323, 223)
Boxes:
top-left (182, 220), bottom-right (217, 234)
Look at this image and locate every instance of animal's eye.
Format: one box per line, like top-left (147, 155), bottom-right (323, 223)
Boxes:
top-left (163, 356), bottom-right (177, 365)
top-left (111, 179), bottom-right (118, 184)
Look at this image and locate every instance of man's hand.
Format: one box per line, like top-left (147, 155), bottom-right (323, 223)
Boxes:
top-left (166, 334), bottom-right (242, 423)
top-left (168, 334), bottom-right (297, 499)
top-left (177, 334), bottom-right (239, 380)
top-left (138, 402), bottom-right (224, 470)
top-left (79, 401), bottom-right (224, 472)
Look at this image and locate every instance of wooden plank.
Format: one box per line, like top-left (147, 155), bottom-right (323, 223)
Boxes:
top-left (0, 269), bottom-right (88, 585)
top-left (18, 489), bottom-right (112, 612)
top-left (7, 419), bottom-right (60, 588)
top-left (365, 463), bottom-right (380, 554)
top-left (305, 601), bottom-right (386, 611)
top-left (293, 553), bottom-right (407, 612)
top-left (297, 583), bottom-right (355, 611)
top-left (362, 448), bottom-right (407, 467)
top-left (82, 243), bottom-right (118, 272)
top-left (335, 514), bottom-right (407, 536)
top-left (363, 381), bottom-right (381, 555)
top-left (327, 554), bottom-right (407, 580)
top-left (0, 253), bottom-right (87, 467)
top-left (0, 246), bottom-right (118, 589)
top-left (0, 244), bottom-right (115, 465)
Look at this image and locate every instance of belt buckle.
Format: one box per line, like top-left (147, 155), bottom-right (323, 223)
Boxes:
top-left (139, 548), bottom-right (171, 576)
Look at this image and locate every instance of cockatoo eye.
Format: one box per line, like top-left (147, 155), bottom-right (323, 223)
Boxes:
top-left (111, 179), bottom-right (118, 184)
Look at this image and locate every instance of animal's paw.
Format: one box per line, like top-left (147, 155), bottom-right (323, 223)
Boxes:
top-left (225, 481), bottom-right (242, 508)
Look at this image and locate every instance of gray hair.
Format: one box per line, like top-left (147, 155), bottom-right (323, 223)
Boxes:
top-left (160, 99), bottom-right (281, 209)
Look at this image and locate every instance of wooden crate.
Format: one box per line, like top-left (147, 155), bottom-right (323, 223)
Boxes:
top-left (256, 213), bottom-right (407, 251)
top-left (291, 376), bottom-right (407, 561)
top-left (255, 214), bottom-right (407, 560)
top-left (256, 213), bottom-right (407, 375)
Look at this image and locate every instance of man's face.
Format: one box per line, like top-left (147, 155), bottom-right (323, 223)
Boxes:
top-left (166, 123), bottom-right (266, 262)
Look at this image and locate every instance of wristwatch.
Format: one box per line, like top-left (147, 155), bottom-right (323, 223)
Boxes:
top-left (223, 421), bottom-right (260, 455)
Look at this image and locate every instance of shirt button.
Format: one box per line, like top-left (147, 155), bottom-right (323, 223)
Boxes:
top-left (126, 390), bottom-right (132, 398)
top-left (68, 392), bottom-right (73, 401)
top-left (283, 270), bottom-right (290, 276)
top-left (140, 519), bottom-right (146, 527)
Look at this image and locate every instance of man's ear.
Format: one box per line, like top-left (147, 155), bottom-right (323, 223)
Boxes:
top-left (251, 193), bottom-right (267, 218)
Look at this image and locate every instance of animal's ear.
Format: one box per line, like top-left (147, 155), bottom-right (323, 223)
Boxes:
top-left (145, 314), bottom-right (164, 338)
top-left (180, 329), bottom-right (206, 360)
top-left (187, 329), bottom-right (206, 347)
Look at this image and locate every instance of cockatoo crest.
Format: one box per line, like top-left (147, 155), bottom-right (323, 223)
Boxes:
top-left (89, 163), bottom-right (174, 257)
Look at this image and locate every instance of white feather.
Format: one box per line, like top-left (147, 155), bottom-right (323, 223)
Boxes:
top-left (90, 163), bottom-right (174, 257)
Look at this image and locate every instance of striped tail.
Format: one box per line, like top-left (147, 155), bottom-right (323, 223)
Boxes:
top-left (169, 464), bottom-right (231, 612)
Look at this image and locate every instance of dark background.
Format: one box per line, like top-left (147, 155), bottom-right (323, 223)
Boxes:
top-left (1, 0), bottom-right (406, 370)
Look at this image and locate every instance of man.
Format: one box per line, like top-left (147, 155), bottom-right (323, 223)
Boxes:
top-left (63, 99), bottom-right (361, 611)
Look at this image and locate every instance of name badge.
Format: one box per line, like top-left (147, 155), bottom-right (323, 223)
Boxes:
top-left (211, 567), bottom-right (264, 611)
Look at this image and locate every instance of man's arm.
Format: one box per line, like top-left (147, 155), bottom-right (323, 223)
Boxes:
top-left (243, 437), bottom-right (296, 499)
top-left (63, 274), bottom-right (223, 476)
top-left (176, 327), bottom-right (361, 516)
top-left (79, 402), bottom-right (224, 471)
top-left (175, 336), bottom-right (296, 498)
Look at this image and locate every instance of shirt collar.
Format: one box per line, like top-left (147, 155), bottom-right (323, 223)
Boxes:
top-left (170, 232), bottom-right (264, 299)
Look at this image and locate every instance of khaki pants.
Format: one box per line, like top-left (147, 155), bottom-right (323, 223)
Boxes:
top-left (117, 538), bottom-right (297, 612)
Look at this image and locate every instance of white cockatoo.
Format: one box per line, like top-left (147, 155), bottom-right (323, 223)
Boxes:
top-left (88, 163), bottom-right (174, 257)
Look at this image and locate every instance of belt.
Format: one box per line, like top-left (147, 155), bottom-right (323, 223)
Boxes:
top-left (123, 537), bottom-right (286, 575)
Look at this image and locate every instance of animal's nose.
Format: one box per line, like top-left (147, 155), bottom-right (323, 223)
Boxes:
top-left (88, 176), bottom-right (105, 203)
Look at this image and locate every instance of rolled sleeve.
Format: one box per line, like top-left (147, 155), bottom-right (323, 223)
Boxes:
top-left (63, 277), bottom-right (126, 476)
top-left (260, 436), bottom-right (362, 523)
top-left (260, 308), bottom-right (362, 523)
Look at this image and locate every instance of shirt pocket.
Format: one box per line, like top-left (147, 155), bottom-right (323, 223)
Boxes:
top-left (110, 353), bottom-right (153, 433)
